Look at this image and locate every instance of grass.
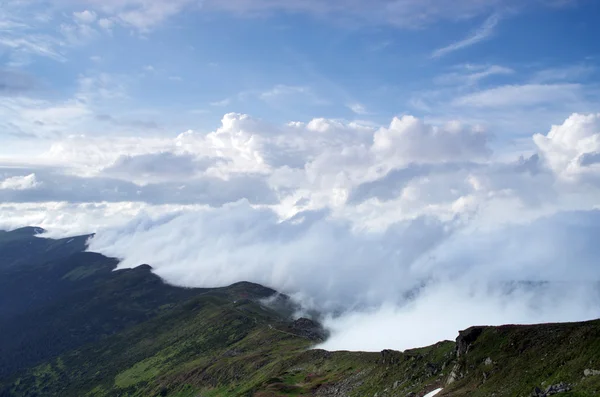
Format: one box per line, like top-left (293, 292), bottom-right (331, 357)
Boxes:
top-left (5, 291), bottom-right (600, 397)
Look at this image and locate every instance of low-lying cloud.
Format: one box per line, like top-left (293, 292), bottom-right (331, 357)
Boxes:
top-left (88, 205), bottom-right (600, 351)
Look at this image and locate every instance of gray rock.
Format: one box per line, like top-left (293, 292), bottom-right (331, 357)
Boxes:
top-left (531, 383), bottom-right (572, 397)
top-left (545, 382), bottom-right (572, 395)
top-left (584, 369), bottom-right (600, 377)
top-left (484, 357), bottom-right (493, 366)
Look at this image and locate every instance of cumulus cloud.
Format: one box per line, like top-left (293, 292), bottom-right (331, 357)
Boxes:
top-left (4, 110), bottom-right (600, 352)
top-left (372, 116), bottom-right (490, 166)
top-left (533, 113), bottom-right (600, 179)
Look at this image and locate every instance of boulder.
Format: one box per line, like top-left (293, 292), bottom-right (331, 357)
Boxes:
top-left (584, 369), bottom-right (600, 377)
top-left (531, 383), bottom-right (572, 396)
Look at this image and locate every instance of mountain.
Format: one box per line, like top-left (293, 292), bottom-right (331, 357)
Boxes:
top-left (1, 229), bottom-right (600, 397)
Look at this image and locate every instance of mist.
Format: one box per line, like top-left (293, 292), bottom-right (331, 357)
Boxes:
top-left (88, 202), bottom-right (600, 351)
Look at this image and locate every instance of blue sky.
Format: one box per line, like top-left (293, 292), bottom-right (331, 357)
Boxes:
top-left (2, 0), bottom-right (599, 145)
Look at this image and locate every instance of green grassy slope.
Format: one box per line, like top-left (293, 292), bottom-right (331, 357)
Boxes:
top-left (443, 322), bottom-right (600, 396)
top-left (0, 284), bottom-right (456, 397)
top-left (6, 296), bottom-right (600, 397)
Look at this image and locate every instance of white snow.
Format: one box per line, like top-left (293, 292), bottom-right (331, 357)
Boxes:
top-left (423, 388), bottom-right (443, 397)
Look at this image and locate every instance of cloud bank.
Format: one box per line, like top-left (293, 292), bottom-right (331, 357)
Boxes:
top-left (63, 112), bottom-right (600, 351)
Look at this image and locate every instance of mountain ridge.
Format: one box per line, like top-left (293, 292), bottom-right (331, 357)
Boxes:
top-left (1, 228), bottom-right (599, 396)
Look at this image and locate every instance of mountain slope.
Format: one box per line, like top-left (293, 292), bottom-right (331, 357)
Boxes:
top-left (0, 228), bottom-right (210, 379)
top-left (1, 229), bottom-right (600, 397)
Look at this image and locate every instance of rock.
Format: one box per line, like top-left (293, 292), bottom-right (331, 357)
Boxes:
top-left (531, 383), bottom-right (572, 396)
top-left (380, 349), bottom-right (404, 365)
top-left (584, 369), bottom-right (600, 377)
top-left (287, 318), bottom-right (328, 341)
top-left (531, 386), bottom-right (545, 397)
top-left (425, 362), bottom-right (439, 376)
top-left (545, 382), bottom-right (572, 395)
top-left (484, 357), bottom-right (493, 366)
top-left (456, 327), bottom-right (484, 357)
top-left (446, 363), bottom-right (461, 386)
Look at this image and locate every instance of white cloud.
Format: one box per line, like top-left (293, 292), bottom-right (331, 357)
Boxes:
top-left (79, 0), bottom-right (197, 31)
top-left (73, 10), bottom-right (97, 24)
top-left (452, 83), bottom-right (582, 108)
top-left (372, 115), bottom-right (490, 166)
top-left (60, 22), bottom-right (98, 44)
top-left (0, 96), bottom-right (91, 138)
top-left (431, 14), bottom-right (500, 58)
top-left (210, 98), bottom-right (232, 107)
top-left (347, 103), bottom-right (369, 115)
top-left (534, 113), bottom-right (600, 179)
top-left (97, 18), bottom-right (115, 30)
top-left (0, 174), bottom-right (40, 190)
top-left (0, 201), bottom-right (204, 238)
top-left (435, 64), bottom-right (515, 86)
top-left (320, 279), bottom-right (600, 351)
top-left (533, 64), bottom-right (595, 83)
top-left (0, 34), bottom-right (65, 62)
top-left (259, 85), bottom-right (309, 100)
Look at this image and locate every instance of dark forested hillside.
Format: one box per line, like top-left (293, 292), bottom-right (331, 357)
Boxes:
top-left (1, 228), bottom-right (600, 397)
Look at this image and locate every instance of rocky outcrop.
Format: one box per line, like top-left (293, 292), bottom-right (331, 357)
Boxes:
top-left (287, 318), bottom-right (328, 341)
top-left (456, 327), bottom-right (484, 357)
top-left (531, 383), bottom-right (572, 396)
top-left (446, 326), bottom-right (485, 385)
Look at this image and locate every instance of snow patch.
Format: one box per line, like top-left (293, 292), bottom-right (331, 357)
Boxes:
top-left (424, 388), bottom-right (443, 397)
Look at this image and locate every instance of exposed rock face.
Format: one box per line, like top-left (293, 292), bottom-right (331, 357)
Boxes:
top-left (531, 383), bottom-right (572, 396)
top-left (447, 326), bottom-right (485, 385)
top-left (380, 349), bottom-right (405, 365)
top-left (456, 327), bottom-right (484, 357)
top-left (446, 362), bottom-right (461, 386)
top-left (288, 318), bottom-right (328, 341)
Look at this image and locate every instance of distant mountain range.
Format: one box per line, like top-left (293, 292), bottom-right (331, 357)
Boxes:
top-left (1, 227), bottom-right (599, 397)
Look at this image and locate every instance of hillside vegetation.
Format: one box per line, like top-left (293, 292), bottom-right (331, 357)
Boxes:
top-left (1, 228), bottom-right (600, 397)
